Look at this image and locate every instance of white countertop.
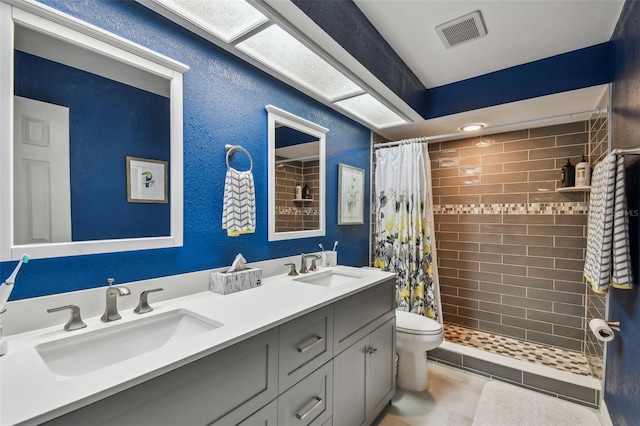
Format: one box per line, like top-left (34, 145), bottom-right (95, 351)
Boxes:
top-left (0, 265), bottom-right (394, 426)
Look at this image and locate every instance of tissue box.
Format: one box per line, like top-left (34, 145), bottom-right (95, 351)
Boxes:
top-left (209, 268), bottom-right (262, 295)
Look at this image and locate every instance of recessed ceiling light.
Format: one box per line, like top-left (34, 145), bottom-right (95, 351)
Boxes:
top-left (460, 123), bottom-right (485, 132)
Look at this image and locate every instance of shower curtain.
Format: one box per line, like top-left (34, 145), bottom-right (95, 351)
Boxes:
top-left (373, 142), bottom-right (440, 320)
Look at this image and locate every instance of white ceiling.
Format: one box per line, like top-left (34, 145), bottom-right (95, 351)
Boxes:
top-left (352, 0), bottom-right (624, 141)
top-left (269, 0), bottom-right (624, 141)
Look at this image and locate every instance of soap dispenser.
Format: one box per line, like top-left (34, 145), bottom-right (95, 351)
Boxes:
top-left (295, 182), bottom-right (302, 199)
top-left (575, 156), bottom-right (591, 187)
top-left (561, 159), bottom-right (575, 187)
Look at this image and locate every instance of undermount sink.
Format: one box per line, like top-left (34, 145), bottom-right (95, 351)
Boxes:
top-left (35, 309), bottom-right (222, 379)
top-left (294, 269), bottom-right (363, 288)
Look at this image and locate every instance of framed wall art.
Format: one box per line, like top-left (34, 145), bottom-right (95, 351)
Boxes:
top-left (126, 156), bottom-right (168, 203)
top-left (338, 163), bottom-right (365, 225)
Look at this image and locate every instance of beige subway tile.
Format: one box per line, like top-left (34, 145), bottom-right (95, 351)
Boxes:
top-left (459, 214), bottom-right (502, 224)
top-left (459, 232), bottom-right (502, 243)
top-left (506, 160), bottom-right (557, 175)
top-left (529, 191), bottom-right (585, 203)
top-left (554, 236), bottom-right (587, 248)
top-left (481, 243), bottom-right (527, 255)
top-left (554, 280), bottom-right (586, 294)
top-left (431, 167), bottom-right (459, 179)
top-left (481, 262), bottom-right (527, 276)
top-left (503, 274), bottom-right (554, 290)
top-left (438, 267), bottom-right (459, 278)
top-left (458, 307), bottom-right (502, 323)
top-left (482, 151), bottom-right (528, 165)
top-left (460, 143), bottom-right (504, 157)
top-left (459, 269), bottom-right (503, 284)
top-left (438, 249), bottom-right (459, 260)
top-left (439, 195), bottom-right (481, 204)
top-left (529, 170), bottom-right (560, 182)
top-left (481, 193), bottom-right (528, 204)
top-left (479, 301), bottom-right (526, 318)
top-left (528, 245), bottom-right (584, 259)
top-left (444, 277), bottom-right (479, 290)
top-left (503, 214), bottom-right (554, 224)
top-left (427, 142), bottom-right (441, 152)
top-left (441, 294), bottom-right (479, 309)
top-left (504, 254), bottom-right (554, 268)
top-left (460, 183), bottom-right (504, 195)
top-left (504, 136), bottom-right (555, 152)
top-left (481, 172), bottom-right (528, 184)
top-left (487, 130), bottom-right (530, 143)
top-left (529, 121), bottom-right (587, 138)
top-left (528, 267), bottom-right (584, 282)
top-left (440, 137), bottom-right (479, 150)
top-left (530, 145), bottom-right (586, 160)
top-left (439, 240), bottom-right (480, 252)
top-left (438, 258), bottom-right (480, 271)
top-left (430, 149), bottom-right (460, 160)
top-left (528, 225), bottom-right (583, 237)
top-left (440, 223), bottom-right (479, 233)
top-left (459, 288), bottom-right (502, 303)
top-left (479, 282), bottom-right (527, 297)
top-left (504, 234), bottom-right (554, 246)
top-left (555, 215), bottom-right (587, 226)
top-left (436, 231), bottom-right (458, 242)
top-left (458, 251), bottom-right (502, 263)
top-left (555, 258), bottom-right (585, 271)
top-left (479, 321), bottom-right (526, 340)
top-left (504, 181), bottom-right (555, 193)
top-left (462, 163), bottom-right (503, 175)
top-left (434, 214), bottom-right (459, 223)
top-left (503, 295), bottom-right (553, 312)
top-left (556, 132), bottom-right (589, 146)
top-left (433, 186), bottom-right (460, 196)
top-left (502, 315), bottom-right (553, 334)
top-left (479, 224), bottom-right (527, 235)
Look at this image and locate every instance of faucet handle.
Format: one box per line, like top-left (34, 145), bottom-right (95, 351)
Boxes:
top-left (47, 305), bottom-right (87, 331)
top-left (285, 263), bottom-right (298, 276)
top-left (134, 288), bottom-right (164, 314)
top-left (310, 257), bottom-right (320, 272)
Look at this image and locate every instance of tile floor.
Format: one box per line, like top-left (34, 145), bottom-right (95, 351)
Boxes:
top-left (375, 363), bottom-right (603, 426)
top-left (444, 324), bottom-right (594, 377)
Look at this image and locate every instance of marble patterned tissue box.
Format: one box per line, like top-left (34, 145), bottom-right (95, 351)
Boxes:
top-left (209, 268), bottom-right (262, 295)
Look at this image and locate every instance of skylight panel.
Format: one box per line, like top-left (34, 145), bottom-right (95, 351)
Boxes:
top-left (236, 25), bottom-right (363, 101)
top-left (157, 0), bottom-right (268, 43)
top-left (334, 94), bottom-right (408, 128)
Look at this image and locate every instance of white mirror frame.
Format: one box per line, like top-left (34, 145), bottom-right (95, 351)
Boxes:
top-left (266, 105), bottom-right (328, 242)
top-left (0, 0), bottom-right (189, 260)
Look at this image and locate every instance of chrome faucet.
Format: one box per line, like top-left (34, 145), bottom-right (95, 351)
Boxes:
top-left (300, 254), bottom-right (321, 274)
top-left (101, 278), bottom-right (130, 322)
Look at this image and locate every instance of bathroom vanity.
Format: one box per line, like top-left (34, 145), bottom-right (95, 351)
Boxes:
top-left (0, 266), bottom-right (396, 425)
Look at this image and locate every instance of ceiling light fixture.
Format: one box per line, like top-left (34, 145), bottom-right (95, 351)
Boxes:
top-left (460, 123), bottom-right (485, 132)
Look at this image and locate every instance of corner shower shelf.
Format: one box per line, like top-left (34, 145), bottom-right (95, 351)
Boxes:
top-left (556, 186), bottom-right (591, 193)
top-left (293, 198), bottom-right (314, 202)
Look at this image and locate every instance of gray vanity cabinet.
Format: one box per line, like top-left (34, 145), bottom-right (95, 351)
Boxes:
top-left (44, 277), bottom-right (395, 426)
top-left (44, 328), bottom-right (279, 426)
top-left (333, 318), bottom-right (396, 426)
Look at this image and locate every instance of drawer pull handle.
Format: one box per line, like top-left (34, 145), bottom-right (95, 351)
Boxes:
top-left (367, 346), bottom-right (378, 356)
top-left (297, 336), bottom-right (323, 353)
top-left (296, 396), bottom-right (322, 420)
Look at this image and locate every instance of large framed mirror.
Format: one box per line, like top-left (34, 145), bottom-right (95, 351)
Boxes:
top-left (0, 0), bottom-right (188, 260)
top-left (266, 105), bottom-right (327, 241)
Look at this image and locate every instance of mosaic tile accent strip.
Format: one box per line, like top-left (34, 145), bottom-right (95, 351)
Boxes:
top-left (276, 206), bottom-right (319, 216)
top-left (445, 323), bottom-right (593, 377)
top-left (434, 202), bottom-right (589, 215)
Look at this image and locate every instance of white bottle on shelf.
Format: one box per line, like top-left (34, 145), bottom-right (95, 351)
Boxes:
top-left (575, 156), bottom-right (591, 187)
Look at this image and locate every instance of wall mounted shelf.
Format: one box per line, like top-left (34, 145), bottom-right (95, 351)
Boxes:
top-left (293, 198), bottom-right (314, 202)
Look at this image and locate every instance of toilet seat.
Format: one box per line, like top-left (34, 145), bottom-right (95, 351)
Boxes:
top-left (396, 310), bottom-right (442, 336)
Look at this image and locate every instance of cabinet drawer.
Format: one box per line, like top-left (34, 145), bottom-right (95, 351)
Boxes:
top-left (279, 305), bottom-right (333, 392)
top-left (333, 278), bottom-right (395, 354)
top-left (45, 329), bottom-right (279, 426)
top-left (278, 361), bottom-right (333, 426)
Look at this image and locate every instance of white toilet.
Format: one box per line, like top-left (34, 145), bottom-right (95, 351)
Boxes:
top-left (395, 310), bottom-right (444, 391)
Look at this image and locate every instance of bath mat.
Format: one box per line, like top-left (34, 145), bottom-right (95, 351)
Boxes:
top-left (472, 381), bottom-right (600, 426)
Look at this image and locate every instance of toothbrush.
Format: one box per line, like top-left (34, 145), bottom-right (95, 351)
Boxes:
top-left (332, 241), bottom-right (338, 252)
top-left (0, 253), bottom-right (30, 311)
top-left (318, 243), bottom-right (325, 252)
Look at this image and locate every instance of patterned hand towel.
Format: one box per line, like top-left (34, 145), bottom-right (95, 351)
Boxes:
top-left (584, 153), bottom-right (633, 293)
top-left (222, 168), bottom-right (256, 237)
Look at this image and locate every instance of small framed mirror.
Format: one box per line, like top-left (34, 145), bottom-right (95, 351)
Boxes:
top-left (266, 105), bottom-right (328, 241)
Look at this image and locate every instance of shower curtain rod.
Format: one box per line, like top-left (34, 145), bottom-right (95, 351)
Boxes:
top-left (373, 107), bottom-right (609, 150)
top-left (614, 147), bottom-right (640, 155)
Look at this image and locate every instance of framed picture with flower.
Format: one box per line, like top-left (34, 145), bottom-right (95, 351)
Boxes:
top-left (338, 163), bottom-right (365, 225)
top-left (126, 156), bottom-right (168, 203)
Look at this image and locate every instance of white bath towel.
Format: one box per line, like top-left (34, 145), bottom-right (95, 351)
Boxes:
top-left (583, 153), bottom-right (633, 293)
top-left (222, 168), bottom-right (256, 237)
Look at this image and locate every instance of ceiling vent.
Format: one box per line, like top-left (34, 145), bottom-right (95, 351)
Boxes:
top-left (436, 10), bottom-right (487, 49)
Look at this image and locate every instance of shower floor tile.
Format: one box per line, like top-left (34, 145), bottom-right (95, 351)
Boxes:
top-left (444, 323), bottom-right (593, 377)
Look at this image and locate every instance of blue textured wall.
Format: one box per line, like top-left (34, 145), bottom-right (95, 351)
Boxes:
top-left (1, 0), bottom-right (371, 300)
top-left (15, 51), bottom-right (171, 241)
top-left (606, 0), bottom-right (640, 424)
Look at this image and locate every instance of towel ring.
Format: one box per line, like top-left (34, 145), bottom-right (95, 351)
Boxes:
top-left (225, 144), bottom-right (253, 172)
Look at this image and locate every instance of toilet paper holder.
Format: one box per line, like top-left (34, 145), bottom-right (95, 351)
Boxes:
top-left (606, 320), bottom-right (621, 332)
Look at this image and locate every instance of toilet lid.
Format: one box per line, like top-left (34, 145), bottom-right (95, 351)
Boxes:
top-left (396, 310), bottom-right (442, 335)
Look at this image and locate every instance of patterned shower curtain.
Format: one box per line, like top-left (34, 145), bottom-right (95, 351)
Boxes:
top-left (373, 142), bottom-right (440, 320)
